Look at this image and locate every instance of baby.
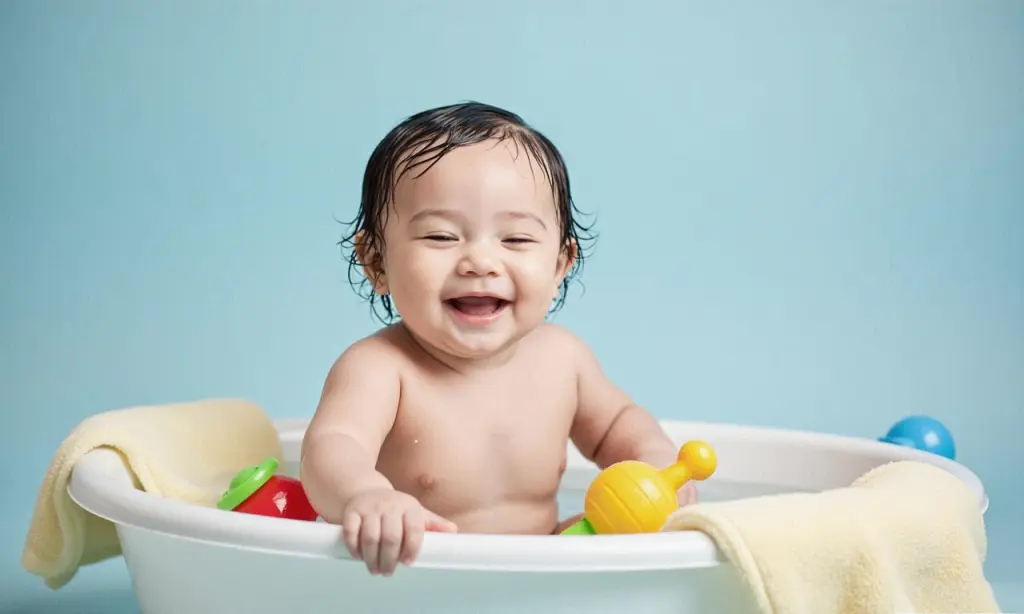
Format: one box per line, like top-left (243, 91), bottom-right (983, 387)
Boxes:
top-left (300, 101), bottom-right (694, 576)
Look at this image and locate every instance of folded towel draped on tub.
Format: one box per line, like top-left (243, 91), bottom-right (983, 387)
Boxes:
top-left (662, 460), bottom-right (1000, 614)
top-left (21, 398), bottom-right (283, 589)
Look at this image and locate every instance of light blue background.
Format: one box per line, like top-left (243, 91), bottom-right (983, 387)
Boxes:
top-left (2, 1), bottom-right (1022, 611)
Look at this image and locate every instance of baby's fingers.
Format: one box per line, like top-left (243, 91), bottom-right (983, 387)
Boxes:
top-left (424, 510), bottom-right (458, 533)
top-left (359, 515), bottom-right (382, 574)
top-left (377, 511), bottom-right (405, 576)
top-left (401, 508), bottom-right (427, 566)
top-left (341, 510), bottom-right (362, 559)
top-left (677, 482), bottom-right (699, 506)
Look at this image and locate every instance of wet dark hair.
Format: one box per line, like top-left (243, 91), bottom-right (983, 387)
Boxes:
top-left (340, 101), bottom-right (595, 324)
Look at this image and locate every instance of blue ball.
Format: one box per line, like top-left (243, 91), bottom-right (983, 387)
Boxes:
top-left (879, 415), bottom-right (956, 460)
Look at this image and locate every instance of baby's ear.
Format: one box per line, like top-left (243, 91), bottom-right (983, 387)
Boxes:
top-left (354, 230), bottom-right (388, 295)
top-left (554, 239), bottom-right (578, 295)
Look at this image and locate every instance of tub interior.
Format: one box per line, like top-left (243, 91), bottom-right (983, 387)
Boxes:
top-left (276, 460), bottom-right (794, 521)
top-left (276, 460), bottom-right (803, 519)
top-left (273, 417), bottom-right (969, 521)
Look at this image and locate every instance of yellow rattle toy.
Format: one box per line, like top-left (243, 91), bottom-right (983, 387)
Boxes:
top-left (561, 440), bottom-right (717, 535)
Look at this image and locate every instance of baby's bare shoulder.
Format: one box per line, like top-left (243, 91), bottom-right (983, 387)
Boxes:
top-left (332, 325), bottom-right (416, 371)
top-left (307, 326), bottom-right (415, 440)
top-left (526, 323), bottom-right (590, 359)
top-left (314, 326), bottom-right (416, 413)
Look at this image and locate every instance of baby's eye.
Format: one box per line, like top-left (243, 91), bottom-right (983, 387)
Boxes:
top-left (423, 234), bottom-right (457, 242)
top-left (503, 236), bottom-right (535, 244)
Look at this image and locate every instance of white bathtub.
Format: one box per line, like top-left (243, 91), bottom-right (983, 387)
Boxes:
top-left (68, 418), bottom-right (987, 614)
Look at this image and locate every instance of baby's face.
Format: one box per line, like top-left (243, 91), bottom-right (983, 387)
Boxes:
top-left (378, 140), bottom-right (572, 360)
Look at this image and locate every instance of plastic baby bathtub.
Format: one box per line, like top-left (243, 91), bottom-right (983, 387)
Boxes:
top-left (68, 418), bottom-right (987, 614)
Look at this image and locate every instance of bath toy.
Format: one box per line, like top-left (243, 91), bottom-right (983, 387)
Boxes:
top-left (879, 415), bottom-right (955, 460)
top-left (218, 457), bottom-right (319, 521)
top-left (561, 440), bottom-right (717, 535)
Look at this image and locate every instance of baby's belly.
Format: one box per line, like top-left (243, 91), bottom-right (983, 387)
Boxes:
top-left (439, 497), bottom-right (562, 535)
top-left (378, 429), bottom-right (570, 535)
top-left (381, 454), bottom-right (567, 534)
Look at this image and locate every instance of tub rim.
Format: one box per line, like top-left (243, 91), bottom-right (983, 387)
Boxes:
top-left (67, 418), bottom-right (987, 573)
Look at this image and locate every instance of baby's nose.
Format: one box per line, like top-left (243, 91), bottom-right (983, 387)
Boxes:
top-left (456, 244), bottom-right (500, 277)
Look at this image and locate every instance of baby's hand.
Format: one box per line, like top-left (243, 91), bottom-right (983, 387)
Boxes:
top-left (677, 481), bottom-right (699, 507)
top-left (341, 489), bottom-right (457, 576)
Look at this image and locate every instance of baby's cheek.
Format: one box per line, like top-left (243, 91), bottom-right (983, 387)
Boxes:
top-left (511, 260), bottom-right (561, 297)
top-left (392, 251), bottom-right (446, 296)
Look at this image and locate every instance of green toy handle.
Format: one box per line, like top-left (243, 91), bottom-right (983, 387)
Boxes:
top-left (560, 517), bottom-right (596, 535)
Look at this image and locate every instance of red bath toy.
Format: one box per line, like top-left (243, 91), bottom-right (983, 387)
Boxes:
top-left (217, 457), bottom-right (319, 521)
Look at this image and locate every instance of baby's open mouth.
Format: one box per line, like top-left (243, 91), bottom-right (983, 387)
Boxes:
top-left (445, 296), bottom-right (509, 316)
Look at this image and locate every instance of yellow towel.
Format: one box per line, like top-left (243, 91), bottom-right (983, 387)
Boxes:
top-left (662, 460), bottom-right (1001, 614)
top-left (21, 398), bottom-right (283, 589)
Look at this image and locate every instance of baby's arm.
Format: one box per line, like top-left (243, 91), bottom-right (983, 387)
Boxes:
top-left (301, 337), bottom-right (456, 575)
top-left (300, 337), bottom-right (400, 522)
top-left (564, 331), bottom-right (680, 475)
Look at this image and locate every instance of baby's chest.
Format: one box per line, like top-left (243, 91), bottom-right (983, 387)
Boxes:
top-left (378, 378), bottom-right (576, 500)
